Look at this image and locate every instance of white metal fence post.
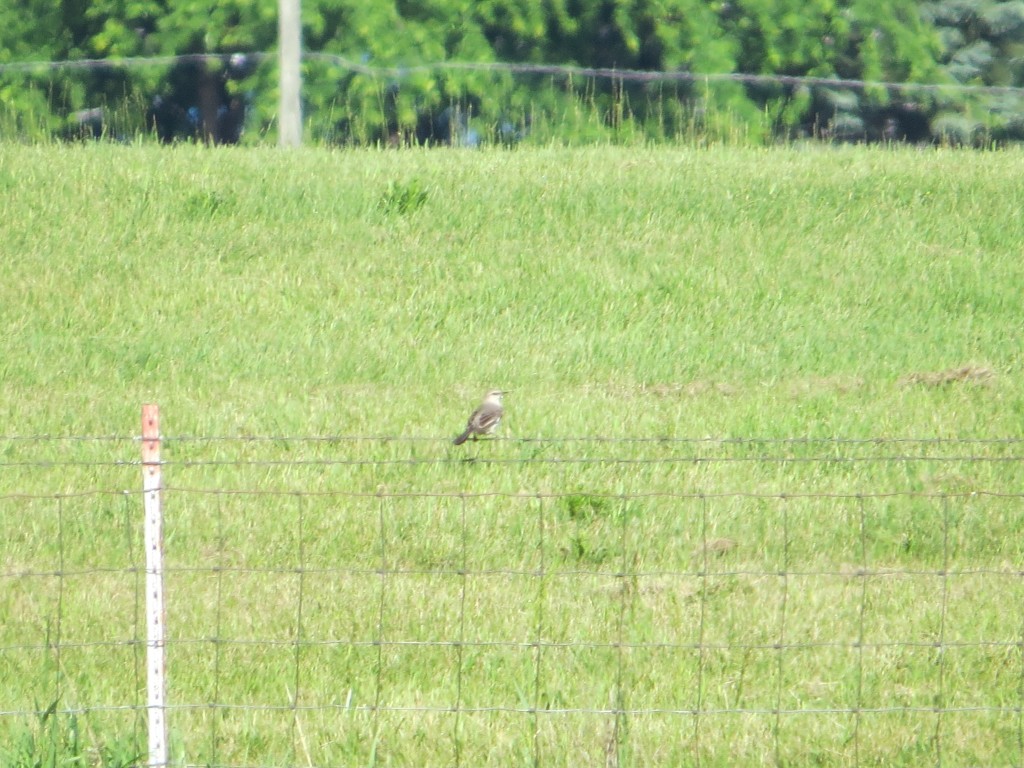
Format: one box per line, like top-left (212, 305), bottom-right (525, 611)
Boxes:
top-left (141, 404), bottom-right (168, 768)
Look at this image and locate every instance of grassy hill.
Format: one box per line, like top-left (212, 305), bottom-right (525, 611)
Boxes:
top-left (1, 144), bottom-right (1023, 767)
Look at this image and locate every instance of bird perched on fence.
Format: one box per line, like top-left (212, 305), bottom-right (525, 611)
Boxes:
top-left (453, 390), bottom-right (508, 445)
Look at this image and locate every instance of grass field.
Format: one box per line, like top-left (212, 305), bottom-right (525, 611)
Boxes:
top-left (1, 143), bottom-right (1024, 767)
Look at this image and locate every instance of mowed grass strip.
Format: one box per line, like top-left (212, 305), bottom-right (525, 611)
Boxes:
top-left (1, 144), bottom-right (1023, 766)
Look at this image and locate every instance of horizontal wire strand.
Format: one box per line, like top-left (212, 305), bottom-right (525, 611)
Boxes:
top-left (1, 52), bottom-right (1022, 97)
top-left (4, 434), bottom-right (1024, 444)
top-left (3, 701), bottom-right (1019, 719)
top-left (4, 488), bottom-right (1022, 501)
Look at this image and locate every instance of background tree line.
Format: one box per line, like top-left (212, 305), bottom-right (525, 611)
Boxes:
top-left (1, 0), bottom-right (1022, 145)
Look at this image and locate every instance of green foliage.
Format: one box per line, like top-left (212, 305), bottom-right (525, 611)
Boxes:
top-left (561, 494), bottom-right (615, 522)
top-left (377, 178), bottom-right (429, 215)
top-left (923, 0), bottom-right (1024, 141)
top-left (182, 188), bottom-right (237, 219)
top-left (0, 1), bottom-right (1021, 142)
top-left (0, 701), bottom-right (142, 768)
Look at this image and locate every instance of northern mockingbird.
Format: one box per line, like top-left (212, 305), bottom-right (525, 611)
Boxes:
top-left (453, 390), bottom-right (508, 445)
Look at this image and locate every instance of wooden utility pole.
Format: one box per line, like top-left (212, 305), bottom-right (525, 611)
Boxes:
top-left (278, 0), bottom-right (302, 146)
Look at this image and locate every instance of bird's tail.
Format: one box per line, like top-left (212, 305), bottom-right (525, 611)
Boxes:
top-left (453, 429), bottom-right (471, 446)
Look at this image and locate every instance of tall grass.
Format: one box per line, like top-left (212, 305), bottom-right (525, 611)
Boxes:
top-left (1, 144), bottom-right (1023, 766)
top-left (1, 67), bottom-right (762, 147)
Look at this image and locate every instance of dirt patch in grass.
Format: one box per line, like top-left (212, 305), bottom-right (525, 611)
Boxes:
top-left (605, 381), bottom-right (740, 398)
top-left (694, 537), bottom-right (739, 559)
top-left (901, 365), bottom-right (994, 387)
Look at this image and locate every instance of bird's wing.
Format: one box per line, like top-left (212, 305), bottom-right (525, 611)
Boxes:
top-left (472, 403), bottom-right (503, 431)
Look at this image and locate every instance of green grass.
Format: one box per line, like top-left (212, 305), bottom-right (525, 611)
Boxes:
top-left (1, 143), bottom-right (1024, 767)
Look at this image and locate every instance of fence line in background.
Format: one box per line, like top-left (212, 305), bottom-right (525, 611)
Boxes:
top-left (2, 53), bottom-right (1023, 97)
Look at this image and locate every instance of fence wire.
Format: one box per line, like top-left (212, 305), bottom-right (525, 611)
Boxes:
top-left (1, 434), bottom-right (1023, 767)
top-left (2, 54), bottom-right (1024, 97)
top-left (3, 52), bottom-right (1024, 146)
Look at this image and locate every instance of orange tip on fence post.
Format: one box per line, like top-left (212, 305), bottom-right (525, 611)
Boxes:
top-left (141, 404), bottom-right (167, 768)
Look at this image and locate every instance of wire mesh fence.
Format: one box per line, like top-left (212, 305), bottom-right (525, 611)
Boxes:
top-left (2, 429), bottom-right (1023, 767)
top-left (3, 52), bottom-right (1024, 145)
